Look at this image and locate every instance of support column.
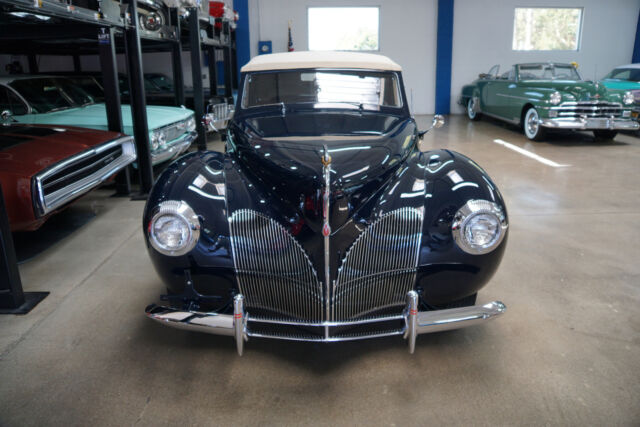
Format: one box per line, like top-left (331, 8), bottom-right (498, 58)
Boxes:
top-left (188, 7), bottom-right (207, 150)
top-left (170, 7), bottom-right (185, 107)
top-left (222, 22), bottom-right (233, 100)
top-left (208, 46), bottom-right (218, 100)
top-left (233, 0), bottom-right (249, 86)
top-left (73, 54), bottom-right (81, 72)
top-left (124, 0), bottom-right (154, 194)
top-left (0, 184), bottom-right (48, 315)
top-left (435, 0), bottom-right (454, 115)
top-left (98, 26), bottom-right (130, 196)
top-left (27, 54), bottom-right (38, 73)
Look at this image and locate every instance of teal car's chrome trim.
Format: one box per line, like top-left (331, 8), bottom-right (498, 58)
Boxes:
top-left (150, 130), bottom-right (197, 164)
top-left (539, 117), bottom-right (639, 130)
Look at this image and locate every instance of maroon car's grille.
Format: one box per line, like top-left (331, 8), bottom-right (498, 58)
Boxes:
top-left (41, 145), bottom-right (123, 196)
top-left (553, 101), bottom-right (623, 118)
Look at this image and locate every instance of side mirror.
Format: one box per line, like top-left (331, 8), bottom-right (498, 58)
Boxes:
top-left (418, 115), bottom-right (445, 152)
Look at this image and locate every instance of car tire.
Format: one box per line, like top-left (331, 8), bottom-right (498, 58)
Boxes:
top-left (523, 107), bottom-right (546, 141)
top-left (593, 130), bottom-right (618, 140)
top-left (467, 98), bottom-right (481, 121)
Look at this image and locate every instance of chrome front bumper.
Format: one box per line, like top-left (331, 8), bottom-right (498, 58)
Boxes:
top-left (145, 291), bottom-right (506, 355)
top-left (539, 117), bottom-right (640, 130)
top-left (150, 130), bottom-right (197, 165)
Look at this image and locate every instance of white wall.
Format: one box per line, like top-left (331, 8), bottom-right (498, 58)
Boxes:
top-left (451, 0), bottom-right (640, 113)
top-left (248, 0), bottom-right (438, 115)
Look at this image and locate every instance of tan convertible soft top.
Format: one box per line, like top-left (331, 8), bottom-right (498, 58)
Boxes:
top-left (241, 51), bottom-right (402, 73)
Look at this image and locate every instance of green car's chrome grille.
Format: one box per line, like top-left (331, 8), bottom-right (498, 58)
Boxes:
top-left (551, 101), bottom-right (623, 118)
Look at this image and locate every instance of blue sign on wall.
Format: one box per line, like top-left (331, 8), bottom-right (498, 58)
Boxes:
top-left (258, 41), bottom-right (273, 55)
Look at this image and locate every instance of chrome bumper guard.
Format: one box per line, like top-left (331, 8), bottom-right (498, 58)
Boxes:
top-left (145, 291), bottom-right (506, 355)
top-left (539, 117), bottom-right (640, 130)
top-left (150, 130), bottom-right (197, 165)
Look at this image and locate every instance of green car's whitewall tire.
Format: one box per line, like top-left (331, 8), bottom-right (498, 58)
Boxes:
top-left (467, 98), bottom-right (480, 121)
top-left (523, 107), bottom-right (546, 141)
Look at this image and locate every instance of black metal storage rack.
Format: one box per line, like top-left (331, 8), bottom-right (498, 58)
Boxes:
top-left (0, 0), bottom-right (236, 313)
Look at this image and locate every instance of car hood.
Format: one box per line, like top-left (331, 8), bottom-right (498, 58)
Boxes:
top-left (15, 104), bottom-right (194, 135)
top-left (600, 79), bottom-right (640, 90)
top-left (518, 80), bottom-right (607, 101)
top-left (230, 111), bottom-right (417, 232)
top-left (0, 124), bottom-right (123, 177)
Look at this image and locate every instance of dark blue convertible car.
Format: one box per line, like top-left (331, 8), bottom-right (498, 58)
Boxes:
top-left (143, 51), bottom-right (508, 355)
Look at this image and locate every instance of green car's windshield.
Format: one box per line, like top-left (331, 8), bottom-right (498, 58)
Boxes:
top-left (146, 74), bottom-right (174, 91)
top-left (242, 70), bottom-right (402, 110)
top-left (9, 77), bottom-right (95, 113)
top-left (518, 64), bottom-right (581, 81)
top-left (603, 68), bottom-right (640, 82)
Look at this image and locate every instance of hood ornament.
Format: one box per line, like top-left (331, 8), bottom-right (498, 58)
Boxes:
top-left (321, 145), bottom-right (332, 338)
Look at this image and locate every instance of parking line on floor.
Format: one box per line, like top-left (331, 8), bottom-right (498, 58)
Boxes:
top-left (493, 139), bottom-right (571, 168)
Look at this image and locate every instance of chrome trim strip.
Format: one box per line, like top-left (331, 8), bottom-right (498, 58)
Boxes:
top-left (145, 293), bottom-right (507, 353)
top-left (247, 313), bottom-right (406, 327)
top-left (321, 145), bottom-right (332, 338)
top-left (481, 111), bottom-right (520, 125)
top-left (33, 136), bottom-right (136, 217)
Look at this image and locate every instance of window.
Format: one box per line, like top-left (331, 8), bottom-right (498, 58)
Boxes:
top-left (242, 70), bottom-right (400, 110)
top-left (0, 86), bottom-right (28, 116)
top-left (308, 7), bottom-right (379, 51)
top-left (512, 8), bottom-right (582, 51)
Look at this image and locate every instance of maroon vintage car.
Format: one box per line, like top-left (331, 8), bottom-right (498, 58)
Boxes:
top-left (0, 122), bottom-right (136, 232)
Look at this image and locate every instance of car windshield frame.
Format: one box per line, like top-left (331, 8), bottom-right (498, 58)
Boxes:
top-left (9, 77), bottom-right (96, 114)
top-left (516, 63), bottom-right (582, 81)
top-left (240, 69), bottom-right (405, 112)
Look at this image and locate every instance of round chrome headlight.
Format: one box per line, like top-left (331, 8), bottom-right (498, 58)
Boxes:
top-left (150, 132), bottom-right (160, 150)
top-left (148, 201), bottom-right (200, 256)
top-left (623, 91), bottom-right (634, 105)
top-left (550, 91), bottom-right (562, 105)
top-left (452, 200), bottom-right (507, 255)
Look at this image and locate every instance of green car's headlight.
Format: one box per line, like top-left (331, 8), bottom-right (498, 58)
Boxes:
top-left (452, 200), bottom-right (508, 255)
top-left (150, 132), bottom-right (160, 150)
top-left (550, 91), bottom-right (562, 105)
top-left (152, 129), bottom-right (167, 148)
top-left (623, 91), bottom-right (634, 105)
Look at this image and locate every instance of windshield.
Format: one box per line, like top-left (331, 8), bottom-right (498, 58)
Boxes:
top-left (603, 68), bottom-right (640, 82)
top-left (9, 77), bottom-right (94, 113)
top-left (242, 70), bottom-right (402, 110)
top-left (146, 74), bottom-right (174, 91)
top-left (67, 76), bottom-right (105, 102)
top-left (518, 64), bottom-right (581, 81)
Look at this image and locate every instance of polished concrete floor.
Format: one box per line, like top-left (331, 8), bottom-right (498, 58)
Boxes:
top-left (1, 115), bottom-right (639, 426)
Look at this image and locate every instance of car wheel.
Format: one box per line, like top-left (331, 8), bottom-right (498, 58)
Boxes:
top-left (593, 130), bottom-right (618, 140)
top-left (523, 107), bottom-right (546, 141)
top-left (467, 98), bottom-right (480, 121)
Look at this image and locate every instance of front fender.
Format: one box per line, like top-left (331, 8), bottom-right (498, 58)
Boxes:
top-left (417, 149), bottom-right (508, 305)
top-left (143, 151), bottom-right (235, 305)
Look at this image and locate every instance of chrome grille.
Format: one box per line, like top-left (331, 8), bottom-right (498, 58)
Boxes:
top-left (229, 209), bottom-right (323, 321)
top-left (332, 208), bottom-right (423, 321)
top-left (157, 116), bottom-right (193, 142)
top-left (229, 207), bottom-right (423, 323)
top-left (552, 101), bottom-right (623, 118)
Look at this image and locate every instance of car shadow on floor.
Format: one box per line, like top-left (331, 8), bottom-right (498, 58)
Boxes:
top-left (476, 116), bottom-right (631, 147)
top-left (12, 207), bottom-right (96, 264)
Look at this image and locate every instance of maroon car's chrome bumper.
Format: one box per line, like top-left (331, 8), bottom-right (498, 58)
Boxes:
top-left (145, 292), bottom-right (506, 355)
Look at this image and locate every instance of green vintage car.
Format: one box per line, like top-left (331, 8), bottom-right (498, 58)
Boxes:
top-left (0, 76), bottom-right (197, 165)
top-left (459, 63), bottom-right (639, 140)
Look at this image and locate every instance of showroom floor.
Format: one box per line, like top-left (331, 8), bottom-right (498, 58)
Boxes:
top-left (1, 115), bottom-right (638, 426)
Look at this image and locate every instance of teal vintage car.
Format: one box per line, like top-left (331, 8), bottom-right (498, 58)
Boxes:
top-left (0, 76), bottom-right (197, 164)
top-left (459, 63), bottom-right (639, 140)
top-left (600, 64), bottom-right (640, 118)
